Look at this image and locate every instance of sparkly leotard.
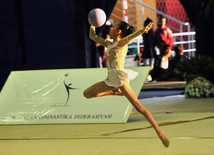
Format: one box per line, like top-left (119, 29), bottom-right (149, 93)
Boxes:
top-left (90, 26), bottom-right (145, 88)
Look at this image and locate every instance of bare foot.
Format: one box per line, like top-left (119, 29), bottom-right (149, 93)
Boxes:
top-left (158, 129), bottom-right (170, 148)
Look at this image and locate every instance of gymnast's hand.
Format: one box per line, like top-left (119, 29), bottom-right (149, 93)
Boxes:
top-left (143, 22), bottom-right (153, 33)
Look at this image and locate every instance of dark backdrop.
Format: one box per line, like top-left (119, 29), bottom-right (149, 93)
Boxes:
top-left (0, 0), bottom-right (117, 91)
top-left (179, 0), bottom-right (214, 58)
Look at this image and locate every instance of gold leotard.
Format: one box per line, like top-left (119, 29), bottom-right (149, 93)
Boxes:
top-left (90, 26), bottom-right (145, 88)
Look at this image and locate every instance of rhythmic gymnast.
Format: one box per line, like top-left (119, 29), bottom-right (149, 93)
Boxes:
top-left (83, 21), bottom-right (170, 147)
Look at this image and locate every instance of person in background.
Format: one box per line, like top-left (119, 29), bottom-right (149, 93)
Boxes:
top-left (169, 45), bottom-right (184, 71)
top-left (167, 45), bottom-right (185, 81)
top-left (155, 15), bottom-right (174, 54)
top-left (142, 18), bottom-right (156, 66)
top-left (148, 44), bottom-right (172, 81)
top-left (96, 21), bottom-right (113, 68)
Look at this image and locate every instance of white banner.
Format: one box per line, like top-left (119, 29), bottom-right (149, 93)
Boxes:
top-left (0, 67), bottom-right (150, 124)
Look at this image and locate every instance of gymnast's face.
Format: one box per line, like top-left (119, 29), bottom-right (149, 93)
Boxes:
top-left (109, 23), bottom-right (120, 39)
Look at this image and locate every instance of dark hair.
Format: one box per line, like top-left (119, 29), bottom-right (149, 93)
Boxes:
top-left (144, 18), bottom-right (153, 27)
top-left (158, 14), bottom-right (166, 27)
top-left (117, 21), bottom-right (135, 38)
top-left (143, 18), bottom-right (153, 35)
top-left (160, 44), bottom-right (171, 56)
top-left (158, 14), bottom-right (165, 21)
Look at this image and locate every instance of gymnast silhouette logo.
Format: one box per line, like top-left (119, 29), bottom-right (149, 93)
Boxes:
top-left (63, 73), bottom-right (78, 106)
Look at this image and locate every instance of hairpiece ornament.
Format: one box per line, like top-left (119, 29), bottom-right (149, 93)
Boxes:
top-left (127, 26), bottom-right (130, 30)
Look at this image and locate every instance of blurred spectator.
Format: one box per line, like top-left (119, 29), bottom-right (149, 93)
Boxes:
top-left (155, 15), bottom-right (174, 54)
top-left (142, 18), bottom-right (156, 66)
top-left (147, 44), bottom-right (172, 81)
top-left (167, 45), bottom-right (185, 81)
top-left (169, 45), bottom-right (184, 71)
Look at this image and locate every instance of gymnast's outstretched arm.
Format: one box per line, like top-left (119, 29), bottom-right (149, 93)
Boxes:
top-left (118, 22), bottom-right (153, 47)
top-left (89, 25), bottom-right (111, 47)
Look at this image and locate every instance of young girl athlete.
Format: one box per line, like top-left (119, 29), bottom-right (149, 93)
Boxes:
top-left (84, 21), bottom-right (170, 147)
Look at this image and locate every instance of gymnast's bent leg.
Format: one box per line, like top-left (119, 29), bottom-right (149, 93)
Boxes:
top-left (83, 81), bottom-right (123, 99)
